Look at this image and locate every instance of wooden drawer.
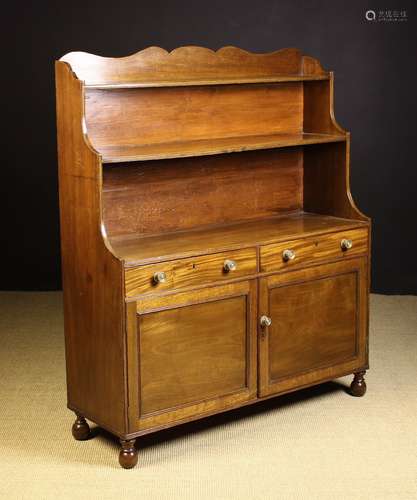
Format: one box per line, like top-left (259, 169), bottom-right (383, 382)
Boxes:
top-left (125, 248), bottom-right (257, 298)
top-left (260, 228), bottom-right (368, 273)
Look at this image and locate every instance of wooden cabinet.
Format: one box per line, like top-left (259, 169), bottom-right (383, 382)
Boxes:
top-left (55, 46), bottom-right (370, 468)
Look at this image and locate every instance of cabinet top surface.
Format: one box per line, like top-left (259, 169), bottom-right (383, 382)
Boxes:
top-left (59, 46), bottom-right (329, 87)
top-left (110, 213), bottom-right (368, 267)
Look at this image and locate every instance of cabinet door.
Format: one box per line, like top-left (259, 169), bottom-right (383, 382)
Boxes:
top-left (259, 258), bottom-right (368, 397)
top-left (127, 280), bottom-right (257, 432)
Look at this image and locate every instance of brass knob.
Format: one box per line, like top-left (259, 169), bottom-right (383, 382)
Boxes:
top-left (282, 249), bottom-right (296, 262)
top-left (341, 239), bottom-right (353, 251)
top-left (260, 315), bottom-right (272, 327)
top-left (153, 271), bottom-right (167, 284)
top-left (223, 259), bottom-right (237, 272)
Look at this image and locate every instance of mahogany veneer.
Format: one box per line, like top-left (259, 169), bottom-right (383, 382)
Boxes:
top-left (55, 46), bottom-right (370, 469)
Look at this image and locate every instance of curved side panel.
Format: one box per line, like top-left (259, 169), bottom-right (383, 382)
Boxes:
top-left (303, 74), bottom-right (369, 221)
top-left (303, 141), bottom-right (369, 222)
top-left (303, 74), bottom-right (346, 135)
top-left (344, 136), bottom-right (370, 221)
top-left (60, 46), bottom-right (307, 85)
top-left (55, 61), bottom-right (127, 435)
top-left (328, 73), bottom-right (348, 135)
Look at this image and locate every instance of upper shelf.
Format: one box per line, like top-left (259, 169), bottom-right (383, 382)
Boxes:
top-left (85, 74), bottom-right (329, 89)
top-left (59, 46), bottom-right (341, 163)
top-left (99, 132), bottom-right (346, 163)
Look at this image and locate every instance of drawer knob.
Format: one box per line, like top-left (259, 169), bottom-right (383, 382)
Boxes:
top-left (260, 315), bottom-right (272, 327)
top-left (282, 249), bottom-right (296, 262)
top-left (341, 238), bottom-right (353, 251)
top-left (223, 259), bottom-right (237, 272)
top-left (153, 271), bottom-right (167, 284)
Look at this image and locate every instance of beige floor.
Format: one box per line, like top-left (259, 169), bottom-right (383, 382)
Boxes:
top-left (0, 293), bottom-right (416, 500)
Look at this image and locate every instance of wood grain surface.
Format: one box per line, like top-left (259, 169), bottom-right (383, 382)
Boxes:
top-left (127, 281), bottom-right (258, 431)
top-left (260, 228), bottom-right (368, 272)
top-left (258, 258), bottom-right (368, 397)
top-left (98, 132), bottom-right (345, 163)
top-left (61, 46), bottom-right (327, 86)
top-left (103, 149), bottom-right (303, 237)
top-left (139, 296), bottom-right (247, 414)
top-left (85, 83), bottom-right (303, 152)
top-left (55, 62), bottom-right (127, 435)
top-left (110, 213), bottom-right (368, 266)
top-left (304, 141), bottom-right (368, 222)
top-left (125, 248), bottom-right (257, 298)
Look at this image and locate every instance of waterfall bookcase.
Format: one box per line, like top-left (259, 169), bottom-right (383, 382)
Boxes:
top-left (55, 47), bottom-right (370, 469)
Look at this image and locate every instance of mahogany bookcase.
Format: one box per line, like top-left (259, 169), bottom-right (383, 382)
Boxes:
top-left (55, 47), bottom-right (370, 468)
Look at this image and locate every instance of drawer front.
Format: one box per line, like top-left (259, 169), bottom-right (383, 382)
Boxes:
top-left (260, 228), bottom-right (368, 273)
top-left (125, 248), bottom-right (257, 297)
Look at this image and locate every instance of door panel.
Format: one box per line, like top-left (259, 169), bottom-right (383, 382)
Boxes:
top-left (259, 258), bottom-right (368, 397)
top-left (139, 296), bottom-right (247, 415)
top-left (127, 280), bottom-right (257, 432)
top-left (268, 272), bottom-right (357, 380)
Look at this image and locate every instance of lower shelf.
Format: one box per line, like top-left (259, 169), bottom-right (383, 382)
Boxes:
top-left (109, 212), bottom-right (368, 266)
top-left (100, 132), bottom-right (346, 163)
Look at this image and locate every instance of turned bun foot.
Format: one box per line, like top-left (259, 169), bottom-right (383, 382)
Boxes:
top-left (72, 414), bottom-right (91, 440)
top-left (119, 439), bottom-right (138, 469)
top-left (350, 371), bottom-right (367, 397)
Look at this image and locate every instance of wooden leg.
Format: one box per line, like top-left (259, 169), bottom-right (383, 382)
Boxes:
top-left (350, 371), bottom-right (367, 397)
top-left (119, 439), bottom-right (138, 469)
top-left (72, 414), bottom-right (91, 440)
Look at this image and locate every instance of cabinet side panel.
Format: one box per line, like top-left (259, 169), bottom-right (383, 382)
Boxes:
top-left (303, 79), bottom-right (343, 135)
top-left (303, 77), bottom-right (369, 223)
top-left (303, 142), bottom-right (368, 221)
top-left (55, 62), bottom-right (126, 435)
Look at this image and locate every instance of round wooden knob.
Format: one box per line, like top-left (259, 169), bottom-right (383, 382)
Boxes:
top-left (260, 315), bottom-right (272, 327)
top-left (153, 271), bottom-right (167, 284)
top-left (223, 259), bottom-right (237, 272)
top-left (282, 249), bottom-right (296, 262)
top-left (341, 239), bottom-right (353, 251)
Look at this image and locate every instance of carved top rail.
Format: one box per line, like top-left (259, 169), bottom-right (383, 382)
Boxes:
top-left (60, 46), bottom-right (328, 87)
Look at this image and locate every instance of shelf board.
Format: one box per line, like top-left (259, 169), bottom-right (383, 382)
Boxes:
top-left (86, 74), bottom-right (329, 89)
top-left (99, 132), bottom-right (346, 163)
top-left (109, 212), bottom-right (368, 266)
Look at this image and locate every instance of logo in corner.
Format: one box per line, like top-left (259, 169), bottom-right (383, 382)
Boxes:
top-left (365, 9), bottom-right (408, 22)
top-left (365, 10), bottom-right (376, 21)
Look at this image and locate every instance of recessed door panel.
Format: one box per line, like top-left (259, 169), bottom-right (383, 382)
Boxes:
top-left (139, 296), bottom-right (247, 415)
top-left (259, 258), bottom-right (368, 397)
top-left (127, 281), bottom-right (257, 432)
